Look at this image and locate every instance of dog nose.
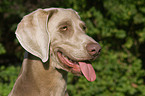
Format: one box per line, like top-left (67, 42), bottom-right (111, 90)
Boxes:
top-left (86, 43), bottom-right (101, 56)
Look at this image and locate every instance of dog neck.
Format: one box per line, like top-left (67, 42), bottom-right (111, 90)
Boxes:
top-left (18, 52), bottom-right (68, 96)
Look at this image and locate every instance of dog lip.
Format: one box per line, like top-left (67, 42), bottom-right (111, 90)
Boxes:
top-left (57, 49), bottom-right (93, 62)
top-left (56, 50), bottom-right (97, 77)
top-left (57, 51), bottom-right (79, 66)
top-left (57, 51), bottom-right (82, 75)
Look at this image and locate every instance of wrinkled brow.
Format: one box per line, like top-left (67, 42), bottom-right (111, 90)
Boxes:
top-left (57, 19), bottom-right (72, 27)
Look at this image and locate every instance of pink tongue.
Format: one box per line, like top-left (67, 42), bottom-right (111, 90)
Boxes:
top-left (79, 62), bottom-right (96, 82)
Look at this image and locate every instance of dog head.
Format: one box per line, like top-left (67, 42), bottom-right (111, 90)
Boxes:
top-left (16, 8), bottom-right (101, 81)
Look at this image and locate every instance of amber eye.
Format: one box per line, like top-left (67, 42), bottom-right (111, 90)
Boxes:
top-left (60, 25), bottom-right (68, 31)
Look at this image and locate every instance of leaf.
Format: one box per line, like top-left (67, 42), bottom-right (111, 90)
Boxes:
top-left (134, 13), bottom-right (145, 24)
top-left (115, 29), bottom-right (126, 39)
top-left (124, 37), bottom-right (133, 48)
top-left (0, 43), bottom-right (6, 54)
top-left (137, 28), bottom-right (145, 43)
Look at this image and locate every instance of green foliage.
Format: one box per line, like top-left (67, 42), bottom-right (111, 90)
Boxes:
top-left (0, 43), bottom-right (6, 55)
top-left (0, 0), bottom-right (145, 96)
top-left (0, 66), bottom-right (20, 96)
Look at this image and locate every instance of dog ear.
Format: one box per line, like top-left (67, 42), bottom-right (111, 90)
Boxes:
top-left (16, 8), bottom-right (57, 62)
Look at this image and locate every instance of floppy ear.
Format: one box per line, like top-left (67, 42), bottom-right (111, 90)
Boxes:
top-left (16, 8), bottom-right (57, 62)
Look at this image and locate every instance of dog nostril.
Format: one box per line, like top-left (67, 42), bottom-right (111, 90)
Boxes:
top-left (91, 49), bottom-right (96, 52)
top-left (97, 49), bottom-right (101, 55)
top-left (86, 43), bottom-right (101, 56)
top-left (98, 49), bottom-right (101, 53)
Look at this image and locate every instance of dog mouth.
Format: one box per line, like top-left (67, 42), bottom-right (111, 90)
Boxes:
top-left (57, 51), bottom-right (96, 82)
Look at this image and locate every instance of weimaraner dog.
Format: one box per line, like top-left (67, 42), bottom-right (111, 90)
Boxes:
top-left (9, 8), bottom-right (101, 96)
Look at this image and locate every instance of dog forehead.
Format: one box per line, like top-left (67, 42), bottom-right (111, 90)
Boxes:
top-left (53, 8), bottom-right (80, 21)
top-left (44, 8), bottom-right (80, 18)
top-left (48, 8), bottom-right (81, 29)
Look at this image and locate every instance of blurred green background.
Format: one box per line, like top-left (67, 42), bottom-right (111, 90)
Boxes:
top-left (0, 0), bottom-right (145, 96)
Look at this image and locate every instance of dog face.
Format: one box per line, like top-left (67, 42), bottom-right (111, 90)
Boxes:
top-left (16, 8), bottom-right (101, 81)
